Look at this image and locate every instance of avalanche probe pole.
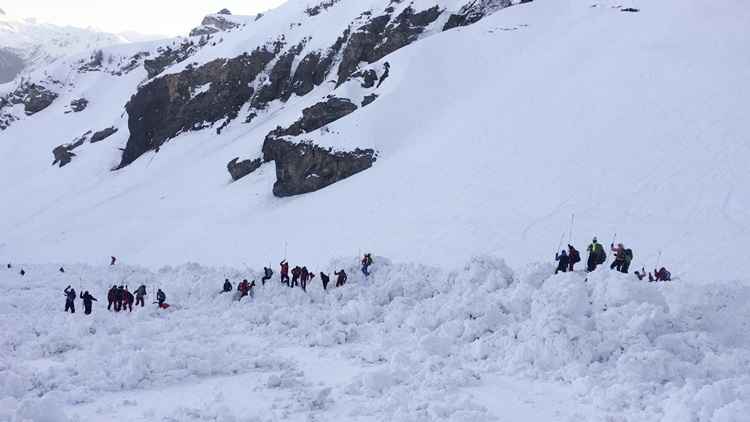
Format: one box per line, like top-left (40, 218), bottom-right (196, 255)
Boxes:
top-left (568, 213), bottom-right (575, 245)
top-left (555, 232), bottom-right (564, 256)
top-left (656, 250), bottom-right (662, 270)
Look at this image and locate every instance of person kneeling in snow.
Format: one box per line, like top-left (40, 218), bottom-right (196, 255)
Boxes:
top-left (156, 289), bottom-right (167, 308)
top-left (222, 279), bottom-right (232, 293)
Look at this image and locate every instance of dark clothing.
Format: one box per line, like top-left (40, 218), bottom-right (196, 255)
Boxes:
top-left (567, 245), bottom-right (581, 271)
top-left (262, 268), bottom-right (273, 285)
top-left (280, 261), bottom-right (290, 285)
top-left (587, 242), bottom-right (606, 272)
top-left (291, 267), bottom-right (301, 288)
top-left (107, 287), bottom-right (117, 310)
top-left (320, 273), bottom-right (330, 290)
top-left (238, 281), bottom-right (250, 298)
top-left (134, 285), bottom-right (147, 307)
top-left (123, 290), bottom-right (134, 312)
top-left (555, 253), bottom-right (570, 274)
top-left (301, 268), bottom-right (309, 291)
top-left (156, 290), bottom-right (166, 306)
top-left (80, 292), bottom-right (97, 315)
top-left (223, 280), bottom-right (232, 293)
top-left (64, 287), bottom-right (76, 313)
top-left (361, 255), bottom-right (373, 276)
top-left (110, 256), bottom-right (117, 266)
top-left (334, 270), bottom-right (347, 288)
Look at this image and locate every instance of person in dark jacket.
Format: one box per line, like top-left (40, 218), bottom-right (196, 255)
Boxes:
top-left (280, 260), bottom-right (290, 286)
top-left (134, 285), bottom-right (147, 306)
top-left (20, 269), bottom-right (25, 276)
top-left (567, 245), bottom-right (581, 271)
top-left (262, 267), bottom-right (273, 285)
top-left (110, 256), bottom-right (117, 266)
top-left (334, 270), bottom-right (347, 287)
top-left (300, 267), bottom-right (309, 291)
top-left (107, 285), bottom-right (117, 310)
top-left (80, 291), bottom-right (97, 315)
top-left (123, 287), bottom-right (134, 312)
top-left (59, 267), bottom-right (65, 273)
top-left (555, 250), bottom-right (570, 274)
top-left (361, 254), bottom-right (373, 276)
top-left (64, 286), bottom-right (76, 313)
top-left (156, 289), bottom-right (166, 307)
top-left (320, 272), bottom-right (330, 290)
top-left (222, 279), bottom-right (232, 293)
top-left (114, 286), bottom-right (124, 312)
top-left (291, 266), bottom-right (301, 288)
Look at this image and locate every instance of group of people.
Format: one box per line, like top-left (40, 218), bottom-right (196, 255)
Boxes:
top-left (554, 237), bottom-right (671, 282)
top-left (221, 255), bottom-right (373, 300)
top-left (63, 286), bottom-right (98, 315)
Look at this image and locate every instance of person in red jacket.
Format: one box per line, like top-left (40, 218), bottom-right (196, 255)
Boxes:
top-left (238, 279), bottom-right (250, 298)
top-left (280, 260), bottom-right (290, 286)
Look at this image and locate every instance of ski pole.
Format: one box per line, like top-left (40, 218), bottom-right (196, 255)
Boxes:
top-left (555, 232), bottom-right (564, 256)
top-left (656, 250), bottom-right (662, 270)
top-left (611, 232), bottom-right (617, 247)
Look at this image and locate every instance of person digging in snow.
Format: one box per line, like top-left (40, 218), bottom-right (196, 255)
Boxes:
top-left (64, 286), bottom-right (76, 313)
top-left (320, 272), bottom-right (330, 290)
top-left (334, 269), bottom-right (348, 287)
top-left (80, 291), bottom-right (97, 315)
top-left (156, 289), bottom-right (167, 308)
top-left (238, 279), bottom-right (251, 299)
top-left (555, 250), bottom-right (570, 274)
top-left (291, 266), bottom-right (301, 288)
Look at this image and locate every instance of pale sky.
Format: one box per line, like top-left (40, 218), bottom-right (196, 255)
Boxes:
top-left (3, 0), bottom-right (287, 37)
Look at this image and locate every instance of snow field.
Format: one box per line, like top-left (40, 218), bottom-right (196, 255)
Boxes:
top-left (1, 256), bottom-right (749, 421)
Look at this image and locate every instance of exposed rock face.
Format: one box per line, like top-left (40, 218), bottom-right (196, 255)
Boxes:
top-left (264, 138), bottom-right (376, 197)
top-left (337, 6), bottom-right (442, 86)
top-left (443, 0), bottom-right (527, 31)
top-left (90, 126), bottom-right (118, 143)
top-left (119, 48), bottom-right (275, 169)
top-left (251, 42), bottom-right (306, 108)
top-left (143, 41), bottom-right (198, 79)
top-left (265, 97), bottom-right (358, 144)
top-left (190, 10), bottom-right (242, 37)
top-left (305, 0), bottom-right (341, 17)
top-left (227, 157), bottom-right (262, 181)
top-left (288, 32), bottom-right (347, 98)
top-left (69, 98), bottom-right (88, 112)
top-left (52, 132), bottom-right (89, 167)
top-left (362, 94), bottom-right (378, 107)
top-left (23, 84), bottom-right (58, 115)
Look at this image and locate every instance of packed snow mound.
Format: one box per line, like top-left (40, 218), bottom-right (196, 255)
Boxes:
top-left (0, 0), bottom-right (748, 282)
top-left (1, 258), bottom-right (748, 421)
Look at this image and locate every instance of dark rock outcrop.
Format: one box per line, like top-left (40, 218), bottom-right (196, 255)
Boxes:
top-left (305, 0), bottom-right (340, 17)
top-left (362, 94), bottom-right (378, 107)
top-left (190, 10), bottom-right (241, 37)
top-left (52, 132), bottom-right (89, 167)
top-left (289, 31), bottom-right (348, 97)
top-left (337, 6), bottom-right (442, 86)
top-left (227, 157), bottom-right (262, 181)
top-left (119, 48), bottom-right (275, 169)
top-left (266, 97), bottom-right (358, 143)
top-left (69, 98), bottom-right (88, 112)
top-left (263, 138), bottom-right (376, 197)
top-left (90, 126), bottom-right (118, 143)
top-left (443, 0), bottom-right (527, 31)
top-left (252, 42), bottom-right (306, 107)
top-left (143, 41), bottom-right (198, 79)
top-left (23, 84), bottom-right (58, 115)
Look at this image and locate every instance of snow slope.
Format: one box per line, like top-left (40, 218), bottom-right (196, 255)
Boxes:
top-left (1, 258), bottom-right (748, 421)
top-left (0, 0), bottom-right (748, 283)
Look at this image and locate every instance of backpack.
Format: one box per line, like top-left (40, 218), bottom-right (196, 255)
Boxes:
top-left (624, 249), bottom-right (633, 262)
top-left (570, 249), bottom-right (581, 263)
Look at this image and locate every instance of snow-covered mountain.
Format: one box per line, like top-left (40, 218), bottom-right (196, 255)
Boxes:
top-left (0, 8), bottom-right (143, 83)
top-left (0, 0), bottom-right (748, 283)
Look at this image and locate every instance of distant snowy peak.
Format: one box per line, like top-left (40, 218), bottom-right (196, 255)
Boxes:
top-left (0, 10), bottom-right (137, 82)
